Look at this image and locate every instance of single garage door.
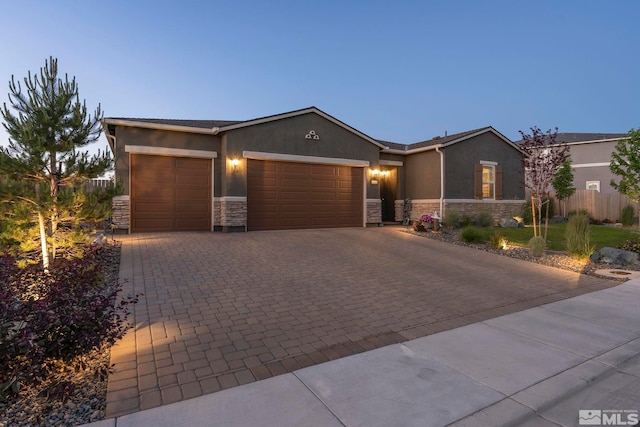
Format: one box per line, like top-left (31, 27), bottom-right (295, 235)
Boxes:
top-left (131, 154), bottom-right (211, 232)
top-left (247, 159), bottom-right (363, 231)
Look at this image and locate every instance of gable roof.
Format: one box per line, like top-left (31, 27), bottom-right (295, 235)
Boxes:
top-left (382, 126), bottom-right (520, 154)
top-left (103, 107), bottom-right (387, 150)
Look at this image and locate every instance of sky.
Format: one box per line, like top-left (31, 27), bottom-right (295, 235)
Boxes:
top-left (0, 0), bottom-right (638, 157)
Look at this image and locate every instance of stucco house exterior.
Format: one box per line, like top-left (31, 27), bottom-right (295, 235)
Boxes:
top-left (556, 133), bottom-right (626, 194)
top-left (102, 107), bottom-right (525, 233)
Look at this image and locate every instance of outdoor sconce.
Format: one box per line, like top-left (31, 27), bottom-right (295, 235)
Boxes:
top-left (231, 159), bottom-right (240, 169)
top-left (370, 169), bottom-right (380, 185)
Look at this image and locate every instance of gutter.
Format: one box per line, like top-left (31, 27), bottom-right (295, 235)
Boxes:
top-left (435, 145), bottom-right (444, 217)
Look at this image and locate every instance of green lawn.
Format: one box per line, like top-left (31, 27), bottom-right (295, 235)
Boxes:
top-left (482, 224), bottom-right (639, 251)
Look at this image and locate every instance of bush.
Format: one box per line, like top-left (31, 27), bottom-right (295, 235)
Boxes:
top-left (568, 208), bottom-right (593, 221)
top-left (0, 246), bottom-right (138, 396)
top-left (565, 212), bottom-right (593, 258)
top-left (443, 209), bottom-right (460, 230)
top-left (488, 231), bottom-right (507, 249)
top-left (621, 205), bottom-right (635, 226)
top-left (528, 236), bottom-right (546, 257)
top-left (460, 214), bottom-right (474, 228)
top-left (461, 226), bottom-right (486, 244)
top-left (476, 211), bottom-right (494, 228)
top-left (619, 238), bottom-right (640, 254)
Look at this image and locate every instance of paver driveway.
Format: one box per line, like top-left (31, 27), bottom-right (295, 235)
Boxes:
top-left (106, 227), bottom-right (617, 416)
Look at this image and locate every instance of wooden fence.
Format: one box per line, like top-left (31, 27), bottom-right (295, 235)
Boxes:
top-left (552, 189), bottom-right (636, 221)
top-left (82, 178), bottom-right (113, 192)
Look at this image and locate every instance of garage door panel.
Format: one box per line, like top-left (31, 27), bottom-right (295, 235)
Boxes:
top-left (175, 187), bottom-right (211, 199)
top-left (131, 154), bottom-right (211, 232)
top-left (248, 159), bottom-right (363, 231)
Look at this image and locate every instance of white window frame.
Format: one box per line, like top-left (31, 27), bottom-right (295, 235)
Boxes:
top-left (482, 164), bottom-right (496, 200)
top-left (586, 181), bottom-right (600, 192)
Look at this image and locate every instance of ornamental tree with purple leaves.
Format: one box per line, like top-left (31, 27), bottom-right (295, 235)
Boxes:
top-left (519, 127), bottom-right (569, 241)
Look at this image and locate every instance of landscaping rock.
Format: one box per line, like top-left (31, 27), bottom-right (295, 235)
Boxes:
top-left (590, 247), bottom-right (640, 265)
top-left (548, 216), bottom-right (568, 224)
top-left (498, 217), bottom-right (520, 228)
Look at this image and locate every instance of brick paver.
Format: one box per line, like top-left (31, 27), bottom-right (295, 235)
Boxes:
top-left (106, 227), bottom-right (618, 416)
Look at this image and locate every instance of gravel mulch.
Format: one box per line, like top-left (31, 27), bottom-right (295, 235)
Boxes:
top-left (0, 242), bottom-right (122, 427)
top-left (401, 227), bottom-right (640, 281)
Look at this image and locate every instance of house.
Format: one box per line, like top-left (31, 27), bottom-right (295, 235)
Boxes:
top-left (556, 133), bottom-right (626, 194)
top-left (102, 107), bottom-right (525, 233)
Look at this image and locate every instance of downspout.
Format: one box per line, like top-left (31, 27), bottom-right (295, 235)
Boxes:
top-left (435, 145), bottom-right (444, 217)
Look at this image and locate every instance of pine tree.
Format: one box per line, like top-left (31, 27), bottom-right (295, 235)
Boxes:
top-left (552, 157), bottom-right (576, 217)
top-left (610, 129), bottom-right (640, 228)
top-left (0, 57), bottom-right (115, 270)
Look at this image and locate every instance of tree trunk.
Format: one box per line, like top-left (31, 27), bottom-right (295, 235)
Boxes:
top-left (50, 155), bottom-right (58, 261)
top-left (35, 183), bottom-right (50, 271)
top-left (531, 195), bottom-right (537, 237)
top-left (544, 197), bottom-right (550, 242)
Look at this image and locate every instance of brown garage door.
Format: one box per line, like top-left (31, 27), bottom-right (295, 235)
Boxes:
top-left (247, 159), bottom-right (363, 231)
top-left (131, 154), bottom-right (211, 232)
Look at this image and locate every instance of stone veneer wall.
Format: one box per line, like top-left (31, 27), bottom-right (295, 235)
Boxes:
top-left (394, 200), bottom-right (404, 222)
top-left (409, 201), bottom-right (441, 221)
top-left (213, 199), bottom-right (221, 227)
top-left (366, 199), bottom-right (382, 224)
top-left (220, 198), bottom-right (247, 228)
top-left (444, 200), bottom-right (526, 223)
top-left (111, 196), bottom-right (130, 231)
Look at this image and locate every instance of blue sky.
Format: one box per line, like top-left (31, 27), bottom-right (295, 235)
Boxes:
top-left (1, 0), bottom-right (638, 156)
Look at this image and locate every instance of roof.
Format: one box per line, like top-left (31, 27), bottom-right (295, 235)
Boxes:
top-left (556, 132), bottom-right (626, 144)
top-left (103, 107), bottom-right (387, 150)
top-left (382, 126), bottom-right (520, 154)
top-left (107, 118), bottom-right (242, 128)
top-left (409, 127), bottom-right (491, 150)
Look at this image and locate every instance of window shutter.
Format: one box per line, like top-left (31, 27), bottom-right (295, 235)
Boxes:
top-left (474, 163), bottom-right (482, 199)
top-left (495, 165), bottom-right (503, 200)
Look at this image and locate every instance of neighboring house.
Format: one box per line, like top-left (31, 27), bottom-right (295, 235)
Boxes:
top-left (557, 133), bottom-right (626, 194)
top-left (102, 107), bottom-right (525, 233)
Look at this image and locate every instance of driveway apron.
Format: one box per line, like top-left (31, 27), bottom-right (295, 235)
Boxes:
top-left (105, 227), bottom-right (617, 417)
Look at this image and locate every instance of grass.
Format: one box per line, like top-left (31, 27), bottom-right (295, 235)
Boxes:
top-left (475, 224), bottom-right (639, 251)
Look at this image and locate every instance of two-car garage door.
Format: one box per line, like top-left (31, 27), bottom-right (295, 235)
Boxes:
top-left (247, 159), bottom-right (364, 231)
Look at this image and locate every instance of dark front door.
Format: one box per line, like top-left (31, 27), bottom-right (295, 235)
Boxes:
top-left (380, 169), bottom-right (397, 222)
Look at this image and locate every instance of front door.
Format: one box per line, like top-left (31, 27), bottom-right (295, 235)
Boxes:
top-left (380, 168), bottom-right (397, 222)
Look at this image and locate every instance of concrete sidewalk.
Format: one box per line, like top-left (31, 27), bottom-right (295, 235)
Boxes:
top-left (84, 280), bottom-right (640, 427)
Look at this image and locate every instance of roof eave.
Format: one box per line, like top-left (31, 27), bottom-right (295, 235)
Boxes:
top-left (102, 118), bottom-right (221, 135)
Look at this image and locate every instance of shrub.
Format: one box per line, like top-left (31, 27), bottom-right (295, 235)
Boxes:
top-left (620, 238), bottom-right (640, 254)
top-left (487, 231), bottom-right (507, 249)
top-left (528, 236), bottom-right (546, 257)
top-left (568, 209), bottom-right (593, 222)
top-left (621, 205), bottom-right (635, 226)
top-left (565, 212), bottom-right (593, 258)
top-left (460, 214), bottom-right (474, 228)
top-left (443, 209), bottom-right (460, 230)
top-left (476, 211), bottom-right (494, 228)
top-left (0, 246), bottom-right (138, 395)
top-left (461, 226), bottom-right (486, 244)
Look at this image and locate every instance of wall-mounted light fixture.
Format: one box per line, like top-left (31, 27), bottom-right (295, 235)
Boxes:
top-left (231, 159), bottom-right (240, 169)
top-left (370, 169), bottom-right (380, 185)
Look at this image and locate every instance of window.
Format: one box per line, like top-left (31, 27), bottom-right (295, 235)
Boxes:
top-left (475, 162), bottom-right (502, 200)
top-left (482, 165), bottom-right (495, 199)
top-left (586, 181), bottom-right (600, 192)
